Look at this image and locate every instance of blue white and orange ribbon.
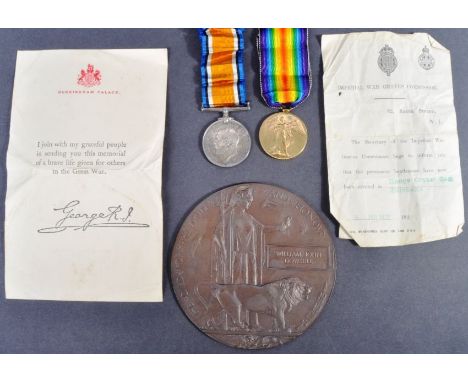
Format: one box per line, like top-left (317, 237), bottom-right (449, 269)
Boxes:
top-left (257, 28), bottom-right (311, 109)
top-left (198, 28), bottom-right (248, 109)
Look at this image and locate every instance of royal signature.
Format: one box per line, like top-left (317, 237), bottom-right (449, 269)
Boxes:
top-left (37, 200), bottom-right (149, 233)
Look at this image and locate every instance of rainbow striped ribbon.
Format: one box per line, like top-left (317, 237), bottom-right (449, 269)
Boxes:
top-left (198, 28), bottom-right (248, 109)
top-left (257, 28), bottom-right (311, 109)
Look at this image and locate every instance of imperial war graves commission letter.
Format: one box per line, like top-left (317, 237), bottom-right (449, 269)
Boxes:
top-left (322, 32), bottom-right (464, 247)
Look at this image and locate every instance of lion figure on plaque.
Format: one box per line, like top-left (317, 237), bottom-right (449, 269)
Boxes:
top-left (196, 277), bottom-right (312, 331)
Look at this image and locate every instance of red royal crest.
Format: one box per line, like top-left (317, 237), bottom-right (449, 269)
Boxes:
top-left (77, 64), bottom-right (101, 87)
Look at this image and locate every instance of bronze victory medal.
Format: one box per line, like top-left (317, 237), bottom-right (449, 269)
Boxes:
top-left (171, 184), bottom-right (335, 349)
top-left (259, 111), bottom-right (308, 160)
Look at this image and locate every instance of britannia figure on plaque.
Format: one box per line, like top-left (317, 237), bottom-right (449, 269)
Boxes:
top-left (211, 185), bottom-right (292, 286)
top-left (212, 186), bottom-right (263, 285)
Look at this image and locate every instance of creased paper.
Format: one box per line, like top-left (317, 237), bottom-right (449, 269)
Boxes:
top-left (5, 49), bottom-right (167, 301)
top-left (322, 32), bottom-right (464, 247)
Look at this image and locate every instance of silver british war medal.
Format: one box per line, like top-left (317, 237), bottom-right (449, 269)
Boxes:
top-left (198, 28), bottom-right (251, 168)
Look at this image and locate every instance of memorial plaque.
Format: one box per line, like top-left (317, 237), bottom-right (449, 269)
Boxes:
top-left (171, 183), bottom-right (336, 349)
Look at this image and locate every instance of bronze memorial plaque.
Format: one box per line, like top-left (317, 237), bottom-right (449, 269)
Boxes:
top-left (171, 183), bottom-right (336, 349)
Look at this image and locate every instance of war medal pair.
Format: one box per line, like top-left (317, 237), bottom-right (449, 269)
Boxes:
top-left (198, 28), bottom-right (312, 167)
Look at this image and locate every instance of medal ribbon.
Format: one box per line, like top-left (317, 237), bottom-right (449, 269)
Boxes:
top-left (258, 28), bottom-right (311, 109)
top-left (199, 28), bottom-right (248, 109)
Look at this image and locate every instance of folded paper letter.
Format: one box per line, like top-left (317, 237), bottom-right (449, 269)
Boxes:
top-left (5, 49), bottom-right (167, 301)
top-left (322, 32), bottom-right (464, 247)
